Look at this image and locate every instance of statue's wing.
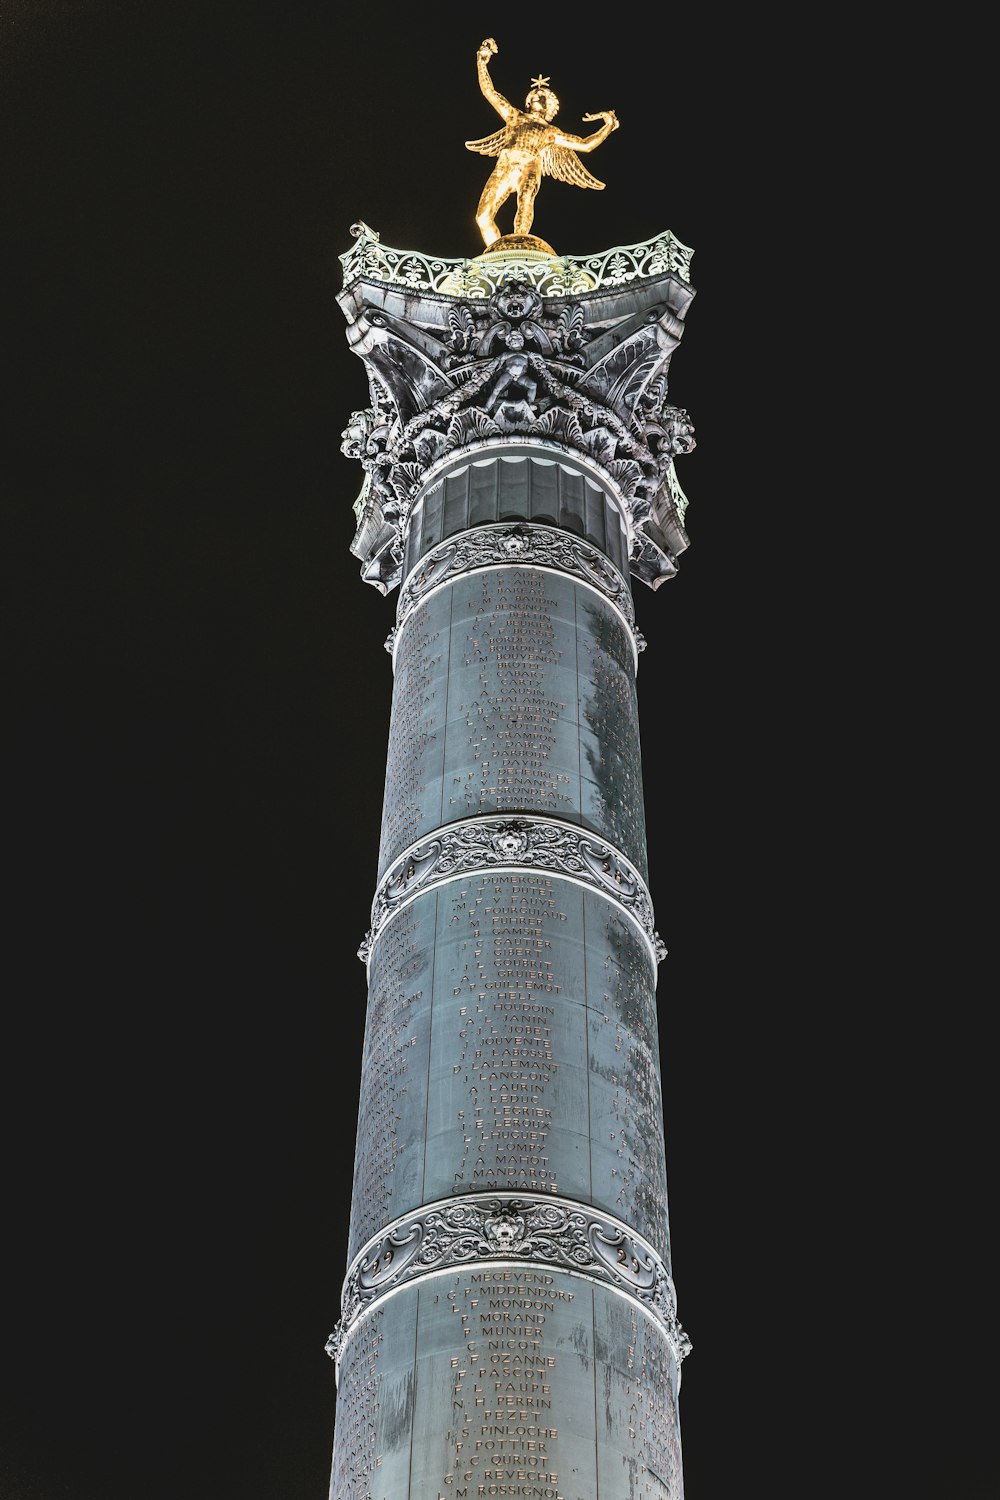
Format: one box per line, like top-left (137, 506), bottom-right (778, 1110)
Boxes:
top-left (465, 128), bottom-right (509, 157)
top-left (539, 144), bottom-right (605, 190)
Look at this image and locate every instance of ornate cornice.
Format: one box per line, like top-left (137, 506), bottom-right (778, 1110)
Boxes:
top-left (359, 816), bottom-right (665, 968)
top-left (390, 521), bottom-right (644, 661)
top-left (325, 1193), bottom-right (691, 1372)
top-left (337, 232), bottom-right (696, 595)
top-left (340, 220), bottom-right (694, 295)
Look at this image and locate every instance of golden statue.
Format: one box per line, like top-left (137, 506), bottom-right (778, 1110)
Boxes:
top-left (466, 38), bottom-right (619, 253)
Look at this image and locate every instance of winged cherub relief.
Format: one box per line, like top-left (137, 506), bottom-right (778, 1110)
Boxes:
top-left (466, 37), bottom-right (619, 250)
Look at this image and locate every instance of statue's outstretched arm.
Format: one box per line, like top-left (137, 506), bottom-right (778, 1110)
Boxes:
top-left (476, 37), bottom-right (516, 122)
top-left (555, 110), bottom-right (620, 152)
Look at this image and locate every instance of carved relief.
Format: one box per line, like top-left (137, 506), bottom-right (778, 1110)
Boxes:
top-left (364, 816), bottom-right (660, 963)
top-left (395, 523), bottom-right (640, 652)
top-left (342, 381), bottom-right (406, 593)
top-left (337, 237), bottom-right (696, 591)
top-left (468, 281), bottom-right (554, 359)
top-left (330, 1193), bottom-right (691, 1371)
top-left (341, 221), bottom-right (695, 294)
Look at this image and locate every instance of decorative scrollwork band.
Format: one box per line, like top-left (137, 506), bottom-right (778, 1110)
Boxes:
top-left (325, 1193), bottom-right (690, 1371)
top-left (393, 522), bottom-right (644, 659)
top-left (359, 816), bottom-right (665, 967)
top-left (342, 221), bottom-right (694, 296)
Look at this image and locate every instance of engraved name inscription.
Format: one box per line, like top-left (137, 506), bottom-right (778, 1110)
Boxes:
top-left (377, 569), bottom-right (648, 878)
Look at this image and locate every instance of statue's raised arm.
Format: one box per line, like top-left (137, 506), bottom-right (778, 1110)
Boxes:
top-left (464, 40), bottom-right (620, 251)
top-left (475, 38), bottom-right (515, 124)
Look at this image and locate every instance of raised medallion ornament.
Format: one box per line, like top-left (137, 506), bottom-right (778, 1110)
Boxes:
top-left (332, 1193), bottom-right (691, 1370)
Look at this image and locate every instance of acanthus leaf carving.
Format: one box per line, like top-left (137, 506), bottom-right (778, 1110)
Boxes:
top-left (388, 460), bottom-right (425, 509)
top-left (529, 405), bottom-right (583, 445)
top-left (445, 302), bottom-right (476, 355)
top-left (576, 423), bottom-right (619, 466)
top-left (339, 260), bottom-right (696, 590)
top-left (550, 301), bottom-right (589, 365)
top-left (605, 457), bottom-right (645, 499)
top-left (445, 407), bottom-right (503, 447)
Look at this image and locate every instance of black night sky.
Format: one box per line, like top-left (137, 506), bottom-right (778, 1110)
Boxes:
top-left (1, 6), bottom-right (989, 1499)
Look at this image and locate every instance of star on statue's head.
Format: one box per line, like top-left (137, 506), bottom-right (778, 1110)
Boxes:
top-left (530, 75), bottom-right (551, 89)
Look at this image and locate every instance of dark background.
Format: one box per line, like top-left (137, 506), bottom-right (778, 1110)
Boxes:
top-left (1, 5), bottom-right (987, 1499)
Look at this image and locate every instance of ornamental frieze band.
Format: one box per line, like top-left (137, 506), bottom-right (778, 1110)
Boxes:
top-left (341, 221), bottom-right (695, 295)
top-left (326, 1193), bottom-right (691, 1369)
top-left (359, 816), bottom-right (665, 966)
top-left (391, 521), bottom-right (644, 659)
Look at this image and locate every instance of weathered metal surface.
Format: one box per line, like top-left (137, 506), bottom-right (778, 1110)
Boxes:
top-left (333, 1193), bottom-right (688, 1366)
top-left (337, 247), bottom-right (696, 593)
top-left (395, 518), bottom-right (639, 657)
top-left (377, 567), bottom-right (649, 881)
top-left (347, 874), bottom-right (669, 1268)
top-left (330, 227), bottom-right (695, 1498)
top-left (366, 816), bottom-right (661, 963)
top-left (329, 1276), bottom-right (684, 1500)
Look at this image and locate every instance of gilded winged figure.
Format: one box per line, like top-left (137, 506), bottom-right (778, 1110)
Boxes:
top-left (466, 38), bottom-right (619, 249)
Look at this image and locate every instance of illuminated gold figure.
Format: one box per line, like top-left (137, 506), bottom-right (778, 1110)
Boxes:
top-left (466, 38), bottom-right (619, 250)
